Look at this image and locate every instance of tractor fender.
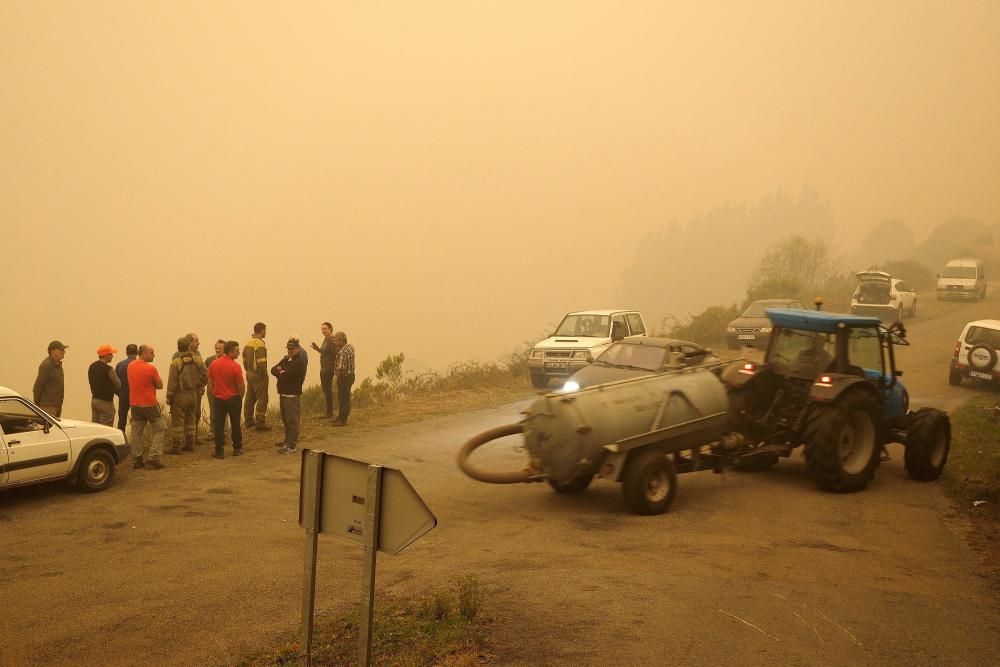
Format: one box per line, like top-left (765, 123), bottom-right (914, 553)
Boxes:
top-left (808, 374), bottom-right (879, 404)
top-left (722, 361), bottom-right (772, 389)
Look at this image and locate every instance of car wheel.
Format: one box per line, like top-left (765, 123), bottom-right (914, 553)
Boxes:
top-left (948, 362), bottom-right (963, 386)
top-left (77, 448), bottom-right (116, 493)
top-left (529, 371), bottom-right (548, 389)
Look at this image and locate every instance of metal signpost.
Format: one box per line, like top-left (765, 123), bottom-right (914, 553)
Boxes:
top-left (298, 449), bottom-right (437, 667)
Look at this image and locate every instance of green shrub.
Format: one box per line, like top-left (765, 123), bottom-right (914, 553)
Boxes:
top-left (668, 304), bottom-right (742, 346)
top-left (878, 259), bottom-right (936, 291)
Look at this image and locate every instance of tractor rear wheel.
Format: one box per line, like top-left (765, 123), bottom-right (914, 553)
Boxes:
top-left (904, 408), bottom-right (951, 481)
top-left (803, 391), bottom-right (882, 492)
top-left (621, 450), bottom-right (677, 515)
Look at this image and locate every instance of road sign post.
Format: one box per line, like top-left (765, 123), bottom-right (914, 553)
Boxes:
top-left (359, 464), bottom-right (383, 667)
top-left (299, 450), bottom-right (324, 667)
top-left (298, 451), bottom-right (437, 667)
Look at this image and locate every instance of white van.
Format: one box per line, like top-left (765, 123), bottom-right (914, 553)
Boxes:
top-left (936, 258), bottom-right (986, 301)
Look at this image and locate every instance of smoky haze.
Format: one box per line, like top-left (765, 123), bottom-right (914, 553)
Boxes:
top-left (2, 2), bottom-right (998, 418)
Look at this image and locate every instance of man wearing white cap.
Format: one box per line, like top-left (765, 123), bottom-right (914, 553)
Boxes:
top-left (88, 344), bottom-right (121, 426)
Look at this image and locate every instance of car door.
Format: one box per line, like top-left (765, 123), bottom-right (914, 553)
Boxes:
top-left (0, 434), bottom-right (8, 487)
top-left (0, 397), bottom-right (72, 484)
top-left (902, 281), bottom-right (916, 310)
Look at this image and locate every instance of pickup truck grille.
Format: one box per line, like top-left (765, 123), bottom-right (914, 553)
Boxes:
top-left (736, 328), bottom-right (760, 334)
top-left (544, 350), bottom-right (573, 359)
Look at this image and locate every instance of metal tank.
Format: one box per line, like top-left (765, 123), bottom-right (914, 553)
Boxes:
top-left (458, 360), bottom-right (737, 514)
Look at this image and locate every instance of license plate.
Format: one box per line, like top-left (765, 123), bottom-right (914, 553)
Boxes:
top-left (545, 361), bottom-right (568, 369)
top-left (737, 335), bottom-right (755, 340)
top-left (969, 370), bottom-right (993, 380)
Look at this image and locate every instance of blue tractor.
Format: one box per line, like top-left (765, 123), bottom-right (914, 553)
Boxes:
top-left (723, 307), bottom-right (951, 491)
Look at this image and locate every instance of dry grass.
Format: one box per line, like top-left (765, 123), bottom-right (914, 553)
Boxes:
top-left (238, 577), bottom-right (494, 667)
top-left (944, 394), bottom-right (1000, 587)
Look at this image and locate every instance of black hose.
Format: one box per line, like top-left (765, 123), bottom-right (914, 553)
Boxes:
top-left (456, 423), bottom-right (538, 484)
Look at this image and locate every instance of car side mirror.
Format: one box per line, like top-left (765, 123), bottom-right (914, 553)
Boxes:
top-left (43, 423), bottom-right (50, 434)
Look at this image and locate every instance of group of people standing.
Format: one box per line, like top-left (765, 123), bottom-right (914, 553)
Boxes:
top-left (30, 322), bottom-right (357, 469)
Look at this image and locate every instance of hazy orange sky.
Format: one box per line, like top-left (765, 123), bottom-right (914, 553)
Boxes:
top-left (2, 2), bottom-right (998, 417)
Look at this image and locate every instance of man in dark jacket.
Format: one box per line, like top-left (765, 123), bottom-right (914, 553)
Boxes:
top-left (272, 336), bottom-right (308, 454)
top-left (88, 344), bottom-right (121, 426)
top-left (34, 340), bottom-right (68, 417)
top-left (115, 344), bottom-right (138, 434)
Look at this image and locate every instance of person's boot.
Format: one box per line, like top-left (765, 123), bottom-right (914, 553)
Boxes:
top-left (182, 435), bottom-right (195, 452)
top-left (133, 456), bottom-right (145, 469)
top-left (147, 458), bottom-right (165, 469)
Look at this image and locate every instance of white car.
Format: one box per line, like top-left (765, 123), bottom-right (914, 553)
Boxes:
top-left (0, 386), bottom-right (130, 493)
top-left (850, 271), bottom-right (917, 322)
top-left (949, 320), bottom-right (1000, 386)
top-left (527, 310), bottom-right (648, 388)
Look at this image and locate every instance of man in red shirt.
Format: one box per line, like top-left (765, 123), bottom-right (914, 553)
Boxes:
top-left (127, 344), bottom-right (167, 469)
top-left (208, 340), bottom-right (246, 459)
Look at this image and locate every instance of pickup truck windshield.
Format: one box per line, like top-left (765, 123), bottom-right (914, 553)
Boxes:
top-left (554, 315), bottom-right (610, 337)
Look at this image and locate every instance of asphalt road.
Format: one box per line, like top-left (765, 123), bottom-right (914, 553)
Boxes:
top-left (2, 294), bottom-right (999, 666)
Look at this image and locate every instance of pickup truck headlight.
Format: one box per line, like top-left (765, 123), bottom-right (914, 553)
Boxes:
top-left (726, 327), bottom-right (737, 333)
top-left (572, 350), bottom-right (590, 360)
top-left (759, 327), bottom-right (772, 333)
top-left (529, 349), bottom-right (544, 359)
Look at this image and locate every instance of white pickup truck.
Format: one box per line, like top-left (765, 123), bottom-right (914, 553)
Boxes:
top-left (0, 385), bottom-right (130, 493)
top-left (527, 310), bottom-right (648, 388)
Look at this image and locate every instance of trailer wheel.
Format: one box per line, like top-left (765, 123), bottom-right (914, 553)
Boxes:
top-left (904, 408), bottom-right (951, 481)
top-left (530, 371), bottom-right (548, 389)
top-left (621, 450), bottom-right (677, 515)
top-left (803, 391), bottom-right (881, 492)
top-left (548, 474), bottom-right (593, 494)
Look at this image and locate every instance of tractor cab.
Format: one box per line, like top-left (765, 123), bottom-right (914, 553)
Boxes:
top-left (759, 308), bottom-right (910, 419)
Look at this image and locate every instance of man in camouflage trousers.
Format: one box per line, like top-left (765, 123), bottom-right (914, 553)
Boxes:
top-left (167, 335), bottom-right (208, 453)
top-left (243, 322), bottom-right (270, 431)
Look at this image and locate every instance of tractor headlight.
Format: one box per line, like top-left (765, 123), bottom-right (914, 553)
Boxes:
top-left (562, 380), bottom-right (581, 392)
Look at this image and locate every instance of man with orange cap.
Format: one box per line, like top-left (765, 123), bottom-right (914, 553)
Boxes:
top-left (88, 344), bottom-right (121, 426)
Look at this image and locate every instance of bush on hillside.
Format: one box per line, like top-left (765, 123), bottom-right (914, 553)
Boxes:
top-left (877, 259), bottom-right (936, 291)
top-left (667, 304), bottom-right (742, 346)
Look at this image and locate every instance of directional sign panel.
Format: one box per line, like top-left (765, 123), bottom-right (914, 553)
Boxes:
top-left (299, 451), bottom-right (437, 555)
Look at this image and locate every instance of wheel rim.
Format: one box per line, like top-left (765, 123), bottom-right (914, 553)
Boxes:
top-left (838, 411), bottom-right (875, 474)
top-left (87, 459), bottom-right (110, 485)
top-left (644, 469), bottom-right (670, 503)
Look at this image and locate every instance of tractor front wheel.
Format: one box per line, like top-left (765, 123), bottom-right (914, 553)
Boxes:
top-left (803, 391), bottom-right (882, 492)
top-left (904, 408), bottom-right (951, 481)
